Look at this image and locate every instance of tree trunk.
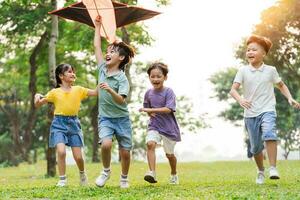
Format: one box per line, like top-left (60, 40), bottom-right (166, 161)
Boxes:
top-left (23, 31), bottom-right (48, 162)
top-left (91, 101), bottom-right (100, 162)
top-left (47, 0), bottom-right (58, 177)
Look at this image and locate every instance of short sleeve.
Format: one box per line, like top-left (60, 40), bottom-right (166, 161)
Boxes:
top-left (78, 86), bottom-right (88, 100)
top-left (271, 67), bottom-right (281, 84)
top-left (233, 67), bottom-right (243, 84)
top-left (98, 61), bottom-right (106, 72)
top-left (165, 88), bottom-right (176, 112)
top-left (118, 75), bottom-right (129, 97)
top-left (45, 89), bottom-right (55, 103)
top-left (143, 90), bottom-right (150, 108)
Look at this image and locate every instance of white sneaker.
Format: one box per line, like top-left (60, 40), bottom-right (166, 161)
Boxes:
top-left (120, 176), bottom-right (129, 189)
top-left (56, 179), bottom-right (67, 187)
top-left (79, 172), bottom-right (88, 186)
top-left (256, 171), bottom-right (265, 185)
top-left (144, 171), bottom-right (157, 183)
top-left (269, 166), bottom-right (280, 179)
top-left (170, 174), bottom-right (179, 184)
top-left (95, 170), bottom-right (111, 187)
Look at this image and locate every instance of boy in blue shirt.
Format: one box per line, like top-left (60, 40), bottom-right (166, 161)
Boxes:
top-left (93, 16), bottom-right (135, 188)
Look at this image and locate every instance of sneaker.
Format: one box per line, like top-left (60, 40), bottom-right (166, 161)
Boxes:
top-left (120, 177), bottom-right (129, 189)
top-left (144, 171), bottom-right (157, 183)
top-left (269, 166), bottom-right (280, 179)
top-left (56, 179), bottom-right (67, 187)
top-left (95, 170), bottom-right (111, 187)
top-left (169, 174), bottom-right (179, 184)
top-left (79, 172), bottom-right (88, 186)
top-left (256, 171), bottom-right (265, 185)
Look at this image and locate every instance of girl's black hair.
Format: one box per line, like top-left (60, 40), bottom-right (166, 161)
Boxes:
top-left (55, 63), bottom-right (75, 88)
top-left (147, 62), bottom-right (168, 76)
top-left (108, 41), bottom-right (135, 71)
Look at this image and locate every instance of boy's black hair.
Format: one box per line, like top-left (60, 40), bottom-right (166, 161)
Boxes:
top-left (147, 62), bottom-right (168, 76)
top-left (108, 41), bottom-right (135, 71)
top-left (55, 63), bottom-right (75, 88)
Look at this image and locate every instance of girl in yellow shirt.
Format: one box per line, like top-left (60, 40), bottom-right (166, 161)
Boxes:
top-left (34, 63), bottom-right (98, 187)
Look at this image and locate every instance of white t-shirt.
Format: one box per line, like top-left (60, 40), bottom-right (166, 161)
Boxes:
top-left (233, 64), bottom-right (281, 118)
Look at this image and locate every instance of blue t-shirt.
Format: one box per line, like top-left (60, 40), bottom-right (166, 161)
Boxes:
top-left (143, 87), bottom-right (181, 141)
top-left (98, 62), bottom-right (130, 118)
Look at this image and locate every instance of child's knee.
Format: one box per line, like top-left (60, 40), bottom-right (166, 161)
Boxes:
top-left (147, 141), bottom-right (156, 150)
top-left (101, 140), bottom-right (112, 150)
top-left (73, 154), bottom-right (83, 162)
top-left (166, 153), bottom-right (175, 159)
top-left (120, 149), bottom-right (130, 160)
top-left (251, 144), bottom-right (264, 155)
top-left (57, 150), bottom-right (66, 158)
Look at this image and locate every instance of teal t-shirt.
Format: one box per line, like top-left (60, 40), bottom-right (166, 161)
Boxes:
top-left (98, 62), bottom-right (130, 118)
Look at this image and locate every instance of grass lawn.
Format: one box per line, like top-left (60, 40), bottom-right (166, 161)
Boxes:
top-left (0, 160), bottom-right (300, 199)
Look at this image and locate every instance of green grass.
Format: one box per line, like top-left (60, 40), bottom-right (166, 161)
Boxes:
top-left (1, 160), bottom-right (300, 199)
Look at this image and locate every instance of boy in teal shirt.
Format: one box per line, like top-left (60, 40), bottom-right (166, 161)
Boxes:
top-left (93, 15), bottom-right (135, 189)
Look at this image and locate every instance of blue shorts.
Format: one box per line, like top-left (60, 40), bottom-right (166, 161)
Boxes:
top-left (98, 116), bottom-right (132, 150)
top-left (49, 115), bottom-right (84, 148)
top-left (244, 111), bottom-right (278, 155)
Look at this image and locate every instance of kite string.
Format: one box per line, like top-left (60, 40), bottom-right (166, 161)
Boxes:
top-left (69, 6), bottom-right (128, 10)
top-left (92, 0), bottom-right (109, 41)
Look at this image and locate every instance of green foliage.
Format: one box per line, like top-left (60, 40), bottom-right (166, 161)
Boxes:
top-left (1, 161), bottom-right (300, 199)
top-left (209, 68), bottom-right (238, 101)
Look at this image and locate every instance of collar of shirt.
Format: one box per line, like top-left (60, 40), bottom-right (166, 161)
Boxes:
top-left (104, 66), bottom-right (121, 77)
top-left (249, 64), bottom-right (265, 72)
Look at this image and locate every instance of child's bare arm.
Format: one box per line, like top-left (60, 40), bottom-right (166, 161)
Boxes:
top-left (87, 89), bottom-right (98, 97)
top-left (276, 81), bottom-right (300, 109)
top-left (87, 84), bottom-right (100, 97)
top-left (99, 82), bottom-right (125, 104)
top-left (139, 107), bottom-right (172, 114)
top-left (229, 82), bottom-right (252, 109)
top-left (94, 15), bottom-right (103, 65)
top-left (34, 93), bottom-right (48, 108)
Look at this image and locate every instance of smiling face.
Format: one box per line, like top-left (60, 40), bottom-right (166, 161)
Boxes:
top-left (149, 68), bottom-right (167, 90)
top-left (105, 45), bottom-right (124, 68)
top-left (59, 66), bottom-right (76, 84)
top-left (246, 42), bottom-right (266, 67)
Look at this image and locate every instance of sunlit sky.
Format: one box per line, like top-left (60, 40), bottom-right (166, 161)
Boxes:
top-left (132, 0), bottom-right (295, 161)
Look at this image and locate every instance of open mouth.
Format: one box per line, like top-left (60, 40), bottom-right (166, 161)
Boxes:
top-left (106, 56), bottom-right (111, 62)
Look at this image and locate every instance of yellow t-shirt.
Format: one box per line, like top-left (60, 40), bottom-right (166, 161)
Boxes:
top-left (45, 86), bottom-right (88, 116)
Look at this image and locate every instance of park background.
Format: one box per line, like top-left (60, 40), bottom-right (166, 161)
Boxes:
top-left (1, 0), bottom-right (300, 199)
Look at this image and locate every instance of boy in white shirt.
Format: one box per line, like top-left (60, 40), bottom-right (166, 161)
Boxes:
top-left (230, 35), bottom-right (300, 184)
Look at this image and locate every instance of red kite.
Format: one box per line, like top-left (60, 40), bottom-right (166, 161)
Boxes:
top-left (49, 1), bottom-right (161, 43)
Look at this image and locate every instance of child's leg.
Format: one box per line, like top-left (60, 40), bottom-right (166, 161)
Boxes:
top-left (147, 141), bottom-right (157, 172)
top-left (261, 112), bottom-right (278, 167)
top-left (166, 154), bottom-right (177, 175)
top-left (101, 139), bottom-right (113, 169)
top-left (71, 147), bottom-right (84, 171)
top-left (265, 141), bottom-right (277, 167)
top-left (162, 135), bottom-right (177, 175)
top-left (245, 116), bottom-right (265, 171)
top-left (56, 143), bottom-right (66, 176)
top-left (253, 152), bottom-right (264, 171)
top-left (120, 148), bottom-right (130, 175)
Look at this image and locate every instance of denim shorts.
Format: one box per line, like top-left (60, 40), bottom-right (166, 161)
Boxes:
top-left (49, 115), bottom-right (84, 148)
top-left (98, 116), bottom-right (132, 150)
top-left (244, 111), bottom-right (278, 155)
